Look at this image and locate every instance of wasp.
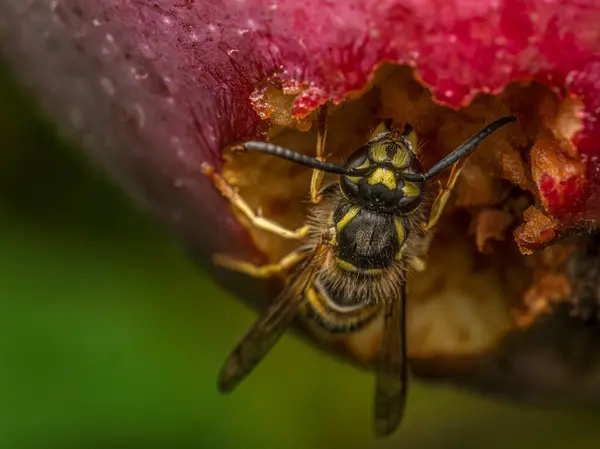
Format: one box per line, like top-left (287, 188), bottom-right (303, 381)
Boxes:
top-left (202, 105), bottom-right (516, 437)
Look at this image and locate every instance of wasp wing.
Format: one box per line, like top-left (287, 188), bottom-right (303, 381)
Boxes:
top-left (217, 243), bottom-right (324, 393)
top-left (374, 279), bottom-right (408, 437)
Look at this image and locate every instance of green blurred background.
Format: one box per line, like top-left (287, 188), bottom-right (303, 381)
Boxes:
top-left (2, 61), bottom-right (600, 449)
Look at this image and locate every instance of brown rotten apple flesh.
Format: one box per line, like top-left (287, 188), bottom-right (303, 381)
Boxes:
top-left (2, 0), bottom-right (600, 402)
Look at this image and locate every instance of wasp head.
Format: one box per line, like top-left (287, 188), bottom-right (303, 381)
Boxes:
top-left (340, 122), bottom-right (425, 214)
top-left (241, 116), bottom-right (516, 216)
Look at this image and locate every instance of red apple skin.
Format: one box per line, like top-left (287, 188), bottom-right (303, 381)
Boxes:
top-left (2, 0), bottom-right (600, 401)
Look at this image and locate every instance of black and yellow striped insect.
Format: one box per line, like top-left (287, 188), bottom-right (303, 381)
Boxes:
top-left (202, 106), bottom-right (516, 437)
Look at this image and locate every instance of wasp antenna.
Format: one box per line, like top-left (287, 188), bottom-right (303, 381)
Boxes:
top-left (243, 141), bottom-right (370, 176)
top-left (402, 116), bottom-right (517, 182)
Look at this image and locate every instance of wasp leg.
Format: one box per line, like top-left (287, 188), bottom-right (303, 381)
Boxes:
top-left (409, 256), bottom-right (427, 272)
top-left (213, 250), bottom-right (306, 279)
top-left (310, 104), bottom-right (328, 204)
top-left (202, 163), bottom-right (310, 240)
top-left (414, 162), bottom-right (464, 272)
top-left (422, 162), bottom-right (463, 232)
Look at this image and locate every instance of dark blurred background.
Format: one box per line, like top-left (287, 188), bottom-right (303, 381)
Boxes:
top-left (2, 61), bottom-right (600, 449)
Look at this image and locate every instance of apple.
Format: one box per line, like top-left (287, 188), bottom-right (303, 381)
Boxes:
top-left (2, 0), bottom-right (600, 403)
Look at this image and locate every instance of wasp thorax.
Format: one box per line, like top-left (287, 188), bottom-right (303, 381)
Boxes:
top-left (340, 128), bottom-right (425, 214)
top-left (333, 204), bottom-right (401, 272)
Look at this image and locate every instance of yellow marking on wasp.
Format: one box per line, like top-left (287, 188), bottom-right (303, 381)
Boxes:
top-left (336, 258), bottom-right (383, 275)
top-left (335, 206), bottom-right (361, 232)
top-left (391, 147), bottom-right (410, 168)
top-left (394, 217), bottom-right (406, 245)
top-left (364, 268), bottom-right (385, 276)
top-left (369, 142), bottom-right (388, 163)
top-left (402, 181), bottom-right (420, 198)
top-left (336, 258), bottom-right (358, 272)
top-left (405, 128), bottom-right (418, 154)
top-left (356, 160), bottom-right (371, 170)
top-left (306, 287), bottom-right (326, 316)
top-left (368, 168), bottom-right (396, 190)
top-left (394, 217), bottom-right (407, 261)
top-left (346, 159), bottom-right (371, 184)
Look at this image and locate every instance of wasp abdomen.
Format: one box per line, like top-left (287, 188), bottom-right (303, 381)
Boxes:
top-left (304, 277), bottom-right (379, 334)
